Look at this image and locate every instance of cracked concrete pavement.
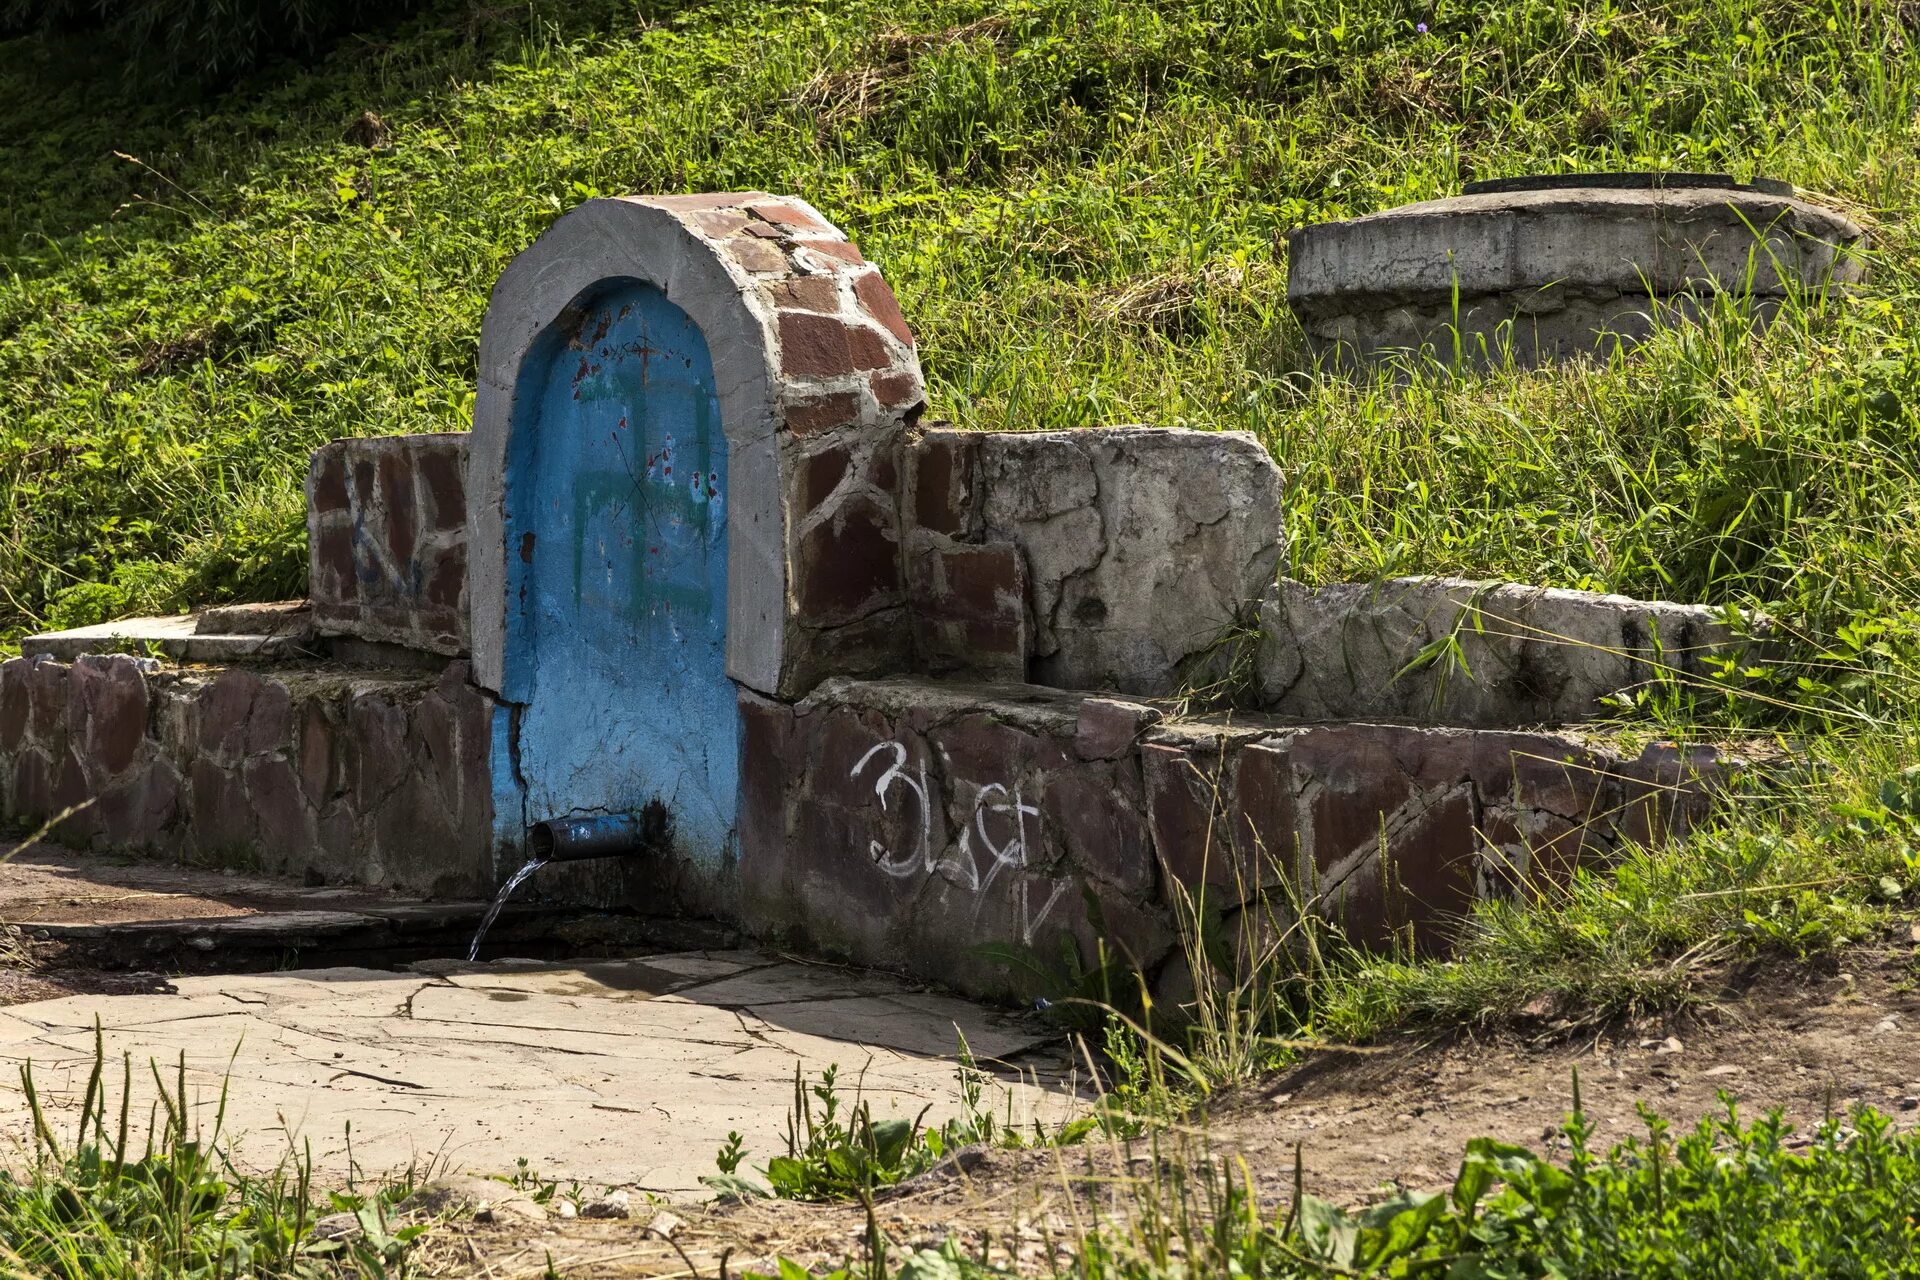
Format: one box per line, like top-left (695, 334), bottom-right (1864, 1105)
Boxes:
top-left (0, 951), bottom-right (1074, 1196)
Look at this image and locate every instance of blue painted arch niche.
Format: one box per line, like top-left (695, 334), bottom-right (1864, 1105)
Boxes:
top-left (494, 280), bottom-right (740, 872)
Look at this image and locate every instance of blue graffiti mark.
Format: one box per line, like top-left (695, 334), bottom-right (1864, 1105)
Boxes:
top-left (490, 282), bottom-right (739, 871)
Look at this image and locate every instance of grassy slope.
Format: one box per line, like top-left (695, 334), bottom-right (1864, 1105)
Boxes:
top-left (2, 0), bottom-right (1919, 1028)
top-left (1, 0), bottom-right (1916, 632)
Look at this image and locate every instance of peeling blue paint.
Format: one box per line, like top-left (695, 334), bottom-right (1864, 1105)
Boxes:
top-left (490, 282), bottom-right (738, 871)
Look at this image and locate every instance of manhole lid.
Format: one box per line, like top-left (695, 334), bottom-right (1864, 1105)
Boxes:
top-left (1462, 172), bottom-right (1795, 198)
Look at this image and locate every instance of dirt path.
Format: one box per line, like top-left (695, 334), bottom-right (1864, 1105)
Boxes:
top-left (6, 850), bottom-right (1916, 1275)
top-left (416, 938), bottom-right (1920, 1277)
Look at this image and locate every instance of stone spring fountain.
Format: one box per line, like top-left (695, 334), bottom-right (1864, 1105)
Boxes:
top-left (6, 183), bottom-right (1805, 999)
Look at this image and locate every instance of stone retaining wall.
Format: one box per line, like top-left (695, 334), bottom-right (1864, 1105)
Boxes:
top-left (738, 675), bottom-right (1736, 999)
top-left (0, 654), bottom-right (494, 897)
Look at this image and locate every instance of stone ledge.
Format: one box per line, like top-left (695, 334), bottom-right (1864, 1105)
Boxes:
top-left (742, 675), bottom-right (1763, 999)
top-left (1253, 576), bottom-right (1766, 727)
top-left (24, 614), bottom-right (322, 664)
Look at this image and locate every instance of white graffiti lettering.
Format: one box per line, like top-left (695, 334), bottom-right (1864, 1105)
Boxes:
top-left (847, 740), bottom-right (1068, 945)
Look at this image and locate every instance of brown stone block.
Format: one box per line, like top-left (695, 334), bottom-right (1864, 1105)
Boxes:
top-left (853, 271), bottom-right (915, 346)
top-left (1142, 742), bottom-right (1236, 900)
top-left (1229, 741), bottom-right (1297, 888)
top-left (93, 758), bottom-right (180, 846)
top-left (748, 201), bottom-right (833, 233)
top-left (372, 772), bottom-right (463, 890)
top-left (28, 659), bottom-right (69, 742)
top-left (786, 391), bottom-right (862, 436)
top-left (51, 746), bottom-right (93, 843)
top-left (315, 523), bottom-right (357, 601)
top-left (794, 495), bottom-right (900, 623)
top-left (930, 714), bottom-right (1045, 791)
top-left (1062, 874), bottom-right (1177, 977)
top-left (737, 690), bottom-right (796, 910)
top-left (1469, 731), bottom-right (1609, 819)
top-left (1287, 727), bottom-right (1416, 879)
top-left (9, 749), bottom-right (49, 819)
top-left (71, 655), bottom-right (150, 779)
top-left (189, 758), bottom-right (257, 855)
top-left (197, 668), bottom-right (261, 761)
top-left (426, 544), bottom-right (467, 610)
top-left (418, 444), bottom-right (466, 533)
top-left (1320, 787), bottom-right (1478, 955)
top-left (412, 689), bottom-right (462, 817)
top-left (1615, 743), bottom-right (1723, 847)
top-left (800, 443), bottom-right (851, 512)
top-left (907, 434), bottom-right (975, 536)
top-left (296, 701), bottom-right (338, 808)
top-left (351, 456), bottom-right (377, 510)
top-left (0, 658), bottom-right (29, 752)
top-left (1074, 698), bottom-right (1162, 762)
top-left (310, 447), bottom-right (350, 514)
top-left (772, 277), bottom-right (841, 312)
top-left (246, 755), bottom-right (313, 856)
top-left (347, 692), bottom-right (413, 813)
top-left (725, 237), bottom-right (788, 274)
top-left (377, 450), bottom-right (417, 566)
top-left (244, 679), bottom-right (293, 757)
top-left (907, 536), bottom-right (1026, 680)
top-left (811, 706), bottom-right (915, 804)
top-left (1044, 764), bottom-right (1154, 897)
top-left (864, 440), bottom-right (898, 495)
top-left (779, 312), bottom-right (892, 377)
top-left (870, 370), bottom-right (921, 409)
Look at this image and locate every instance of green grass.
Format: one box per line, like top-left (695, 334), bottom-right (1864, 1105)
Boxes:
top-left (1, 1035), bottom-right (425, 1278)
top-left (1, 0), bottom-right (1916, 637)
top-left (742, 1090), bottom-right (1920, 1277)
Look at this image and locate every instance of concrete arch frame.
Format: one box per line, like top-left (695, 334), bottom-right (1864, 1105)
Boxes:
top-left (468, 193), bottom-right (927, 705)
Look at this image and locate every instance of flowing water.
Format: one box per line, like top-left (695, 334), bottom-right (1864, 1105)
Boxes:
top-left (467, 857), bottom-right (550, 961)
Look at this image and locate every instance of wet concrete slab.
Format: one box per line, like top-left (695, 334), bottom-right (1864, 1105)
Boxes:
top-left (0, 847), bottom-right (411, 927)
top-left (0, 847), bottom-right (632, 973)
top-left (0, 952), bottom-right (1075, 1197)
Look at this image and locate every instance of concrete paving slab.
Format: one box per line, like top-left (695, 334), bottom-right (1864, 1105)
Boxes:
top-left (0, 951), bottom-right (1075, 1197)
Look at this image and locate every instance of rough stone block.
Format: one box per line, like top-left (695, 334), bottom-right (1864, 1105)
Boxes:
top-left (306, 433), bottom-right (470, 657)
top-left (69, 655), bottom-right (151, 780)
top-left (911, 426), bottom-right (1283, 695)
top-left (1073, 697), bottom-right (1162, 761)
top-left (906, 533), bottom-right (1027, 681)
top-left (1257, 576), bottom-right (1762, 727)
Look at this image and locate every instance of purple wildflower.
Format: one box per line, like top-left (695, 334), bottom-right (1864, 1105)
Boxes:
top-left (1417, 21), bottom-right (1429, 32)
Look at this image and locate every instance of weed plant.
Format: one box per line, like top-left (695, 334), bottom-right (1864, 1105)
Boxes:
top-left (0, 1030), bottom-right (423, 1278)
top-left (751, 1091), bottom-right (1920, 1278)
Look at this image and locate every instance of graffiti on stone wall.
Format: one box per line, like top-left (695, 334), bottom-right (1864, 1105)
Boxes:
top-left (850, 740), bottom-right (1069, 945)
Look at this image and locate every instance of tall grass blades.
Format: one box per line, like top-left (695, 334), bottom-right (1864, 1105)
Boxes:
top-left (0, 1029), bottom-right (422, 1278)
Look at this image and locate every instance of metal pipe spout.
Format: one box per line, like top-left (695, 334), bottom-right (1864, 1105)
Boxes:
top-left (528, 802), bottom-right (670, 862)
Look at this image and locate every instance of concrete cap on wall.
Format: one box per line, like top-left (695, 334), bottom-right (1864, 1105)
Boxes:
top-left (1286, 177), bottom-right (1866, 311)
top-left (467, 194), bottom-right (926, 699)
top-left (1283, 175), bottom-right (1866, 369)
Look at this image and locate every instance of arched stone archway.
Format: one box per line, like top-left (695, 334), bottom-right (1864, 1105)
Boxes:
top-left (468, 194), bottom-right (925, 880)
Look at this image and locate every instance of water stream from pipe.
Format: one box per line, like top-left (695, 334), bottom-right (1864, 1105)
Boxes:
top-left (467, 856), bottom-right (550, 961)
